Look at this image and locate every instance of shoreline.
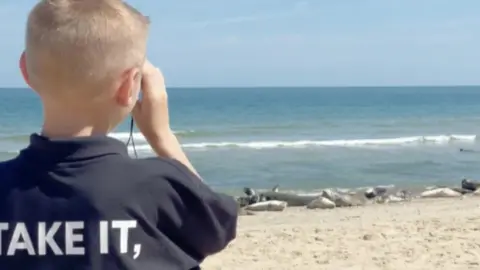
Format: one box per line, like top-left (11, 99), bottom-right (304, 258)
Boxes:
top-left (216, 179), bottom-right (471, 196)
top-left (234, 180), bottom-right (478, 211)
top-left (203, 196), bottom-right (480, 270)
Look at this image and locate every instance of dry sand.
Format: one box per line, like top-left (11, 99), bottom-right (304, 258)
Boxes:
top-left (202, 196), bottom-right (480, 270)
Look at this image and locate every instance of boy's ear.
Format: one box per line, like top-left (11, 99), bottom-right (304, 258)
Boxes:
top-left (19, 51), bottom-right (32, 88)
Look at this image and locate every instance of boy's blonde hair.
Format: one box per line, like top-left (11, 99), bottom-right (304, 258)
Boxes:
top-left (25, 0), bottom-right (150, 96)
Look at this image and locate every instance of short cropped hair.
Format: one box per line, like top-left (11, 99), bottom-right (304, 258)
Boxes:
top-left (25, 0), bottom-right (150, 96)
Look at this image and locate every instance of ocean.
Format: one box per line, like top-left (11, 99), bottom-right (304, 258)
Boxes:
top-left (1, 86), bottom-right (480, 193)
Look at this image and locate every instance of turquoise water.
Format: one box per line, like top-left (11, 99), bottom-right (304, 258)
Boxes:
top-left (1, 86), bottom-right (480, 191)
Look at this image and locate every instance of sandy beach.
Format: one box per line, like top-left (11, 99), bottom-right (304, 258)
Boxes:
top-left (202, 196), bottom-right (480, 270)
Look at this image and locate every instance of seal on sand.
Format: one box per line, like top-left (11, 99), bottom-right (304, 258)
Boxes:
top-left (243, 187), bottom-right (255, 196)
top-left (244, 200), bottom-right (287, 212)
top-left (461, 178), bottom-right (480, 191)
top-left (364, 186), bottom-right (388, 199)
top-left (420, 188), bottom-right (462, 198)
top-left (450, 187), bottom-right (473, 195)
top-left (239, 187), bottom-right (268, 206)
top-left (236, 196), bottom-right (251, 208)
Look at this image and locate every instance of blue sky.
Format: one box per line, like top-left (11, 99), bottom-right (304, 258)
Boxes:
top-left (1, 0), bottom-right (479, 87)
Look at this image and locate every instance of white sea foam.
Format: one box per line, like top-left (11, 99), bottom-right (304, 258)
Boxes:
top-left (2, 133), bottom-right (476, 155)
top-left (113, 133), bottom-right (478, 152)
